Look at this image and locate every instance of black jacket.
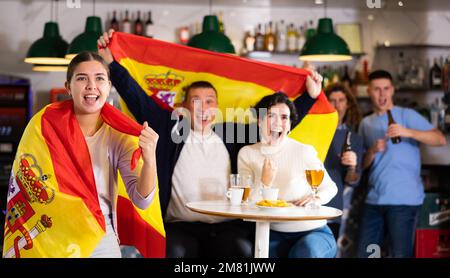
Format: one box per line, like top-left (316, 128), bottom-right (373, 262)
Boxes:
top-left (109, 61), bottom-right (316, 217)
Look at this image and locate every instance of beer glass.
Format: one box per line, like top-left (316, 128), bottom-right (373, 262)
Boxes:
top-left (305, 162), bottom-right (324, 209)
top-left (241, 174), bottom-right (253, 203)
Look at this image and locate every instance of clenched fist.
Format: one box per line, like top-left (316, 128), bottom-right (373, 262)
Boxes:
top-left (97, 29), bottom-right (115, 65)
top-left (139, 121), bottom-right (159, 164)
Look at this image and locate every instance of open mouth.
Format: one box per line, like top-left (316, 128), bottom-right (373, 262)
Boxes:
top-left (270, 130), bottom-right (283, 140)
top-left (83, 94), bottom-right (100, 104)
top-left (379, 98), bottom-right (387, 106)
top-left (196, 114), bottom-right (210, 123)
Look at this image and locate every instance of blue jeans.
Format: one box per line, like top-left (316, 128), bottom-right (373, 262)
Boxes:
top-left (357, 204), bottom-right (421, 258)
top-left (269, 225), bottom-right (337, 258)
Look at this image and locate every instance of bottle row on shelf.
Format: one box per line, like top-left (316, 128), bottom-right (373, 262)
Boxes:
top-left (176, 12), bottom-right (226, 45)
top-left (242, 20), bottom-right (316, 55)
top-left (317, 59), bottom-right (370, 90)
top-left (108, 10), bottom-right (154, 38)
top-left (175, 17), bottom-right (317, 54)
top-left (395, 52), bottom-right (450, 92)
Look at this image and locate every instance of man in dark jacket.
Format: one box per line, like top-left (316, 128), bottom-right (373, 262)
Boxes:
top-left (98, 30), bottom-right (323, 258)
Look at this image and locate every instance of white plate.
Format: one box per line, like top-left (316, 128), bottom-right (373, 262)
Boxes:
top-left (256, 204), bottom-right (295, 212)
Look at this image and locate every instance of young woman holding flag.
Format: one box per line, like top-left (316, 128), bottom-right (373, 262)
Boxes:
top-left (65, 52), bottom-right (159, 257)
top-left (3, 52), bottom-right (162, 258)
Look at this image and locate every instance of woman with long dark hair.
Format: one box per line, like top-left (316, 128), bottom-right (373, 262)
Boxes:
top-left (324, 83), bottom-right (364, 257)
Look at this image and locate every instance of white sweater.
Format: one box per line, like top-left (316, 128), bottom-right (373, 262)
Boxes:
top-left (166, 130), bottom-right (231, 223)
top-left (238, 138), bottom-right (337, 232)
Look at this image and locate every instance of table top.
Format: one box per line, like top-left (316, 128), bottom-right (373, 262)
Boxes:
top-left (186, 201), bottom-right (342, 222)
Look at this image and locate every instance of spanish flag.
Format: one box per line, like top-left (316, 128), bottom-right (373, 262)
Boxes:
top-left (2, 100), bottom-right (165, 258)
top-left (109, 32), bottom-right (337, 161)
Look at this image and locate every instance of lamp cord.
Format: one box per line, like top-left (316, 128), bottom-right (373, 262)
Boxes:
top-left (93, 0), bottom-right (96, 16)
top-left (50, 0), bottom-right (53, 22)
top-left (324, 0), bottom-right (327, 18)
top-left (209, 0), bottom-right (212, 15)
top-left (55, 0), bottom-right (58, 23)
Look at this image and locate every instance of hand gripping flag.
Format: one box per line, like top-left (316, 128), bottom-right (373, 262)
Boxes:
top-left (3, 100), bottom-right (165, 258)
top-left (109, 32), bottom-right (337, 161)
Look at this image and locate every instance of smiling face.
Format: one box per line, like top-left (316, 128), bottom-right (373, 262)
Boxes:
top-left (65, 60), bottom-right (112, 116)
top-left (183, 87), bottom-right (218, 133)
top-left (259, 103), bottom-right (291, 146)
top-left (368, 78), bottom-right (394, 114)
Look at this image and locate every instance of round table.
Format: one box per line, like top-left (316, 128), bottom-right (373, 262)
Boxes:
top-left (186, 200), bottom-right (342, 258)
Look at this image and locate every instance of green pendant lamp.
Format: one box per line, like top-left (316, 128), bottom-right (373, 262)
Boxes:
top-left (299, 1), bottom-right (351, 62)
top-left (24, 22), bottom-right (69, 65)
top-left (187, 0), bottom-right (235, 54)
top-left (299, 18), bottom-right (351, 62)
top-left (66, 16), bottom-right (103, 59)
top-left (24, 0), bottom-right (69, 65)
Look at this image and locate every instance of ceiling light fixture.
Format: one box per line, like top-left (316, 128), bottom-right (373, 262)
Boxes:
top-left (299, 0), bottom-right (352, 62)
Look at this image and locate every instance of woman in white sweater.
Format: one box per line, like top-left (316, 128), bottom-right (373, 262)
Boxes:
top-left (238, 92), bottom-right (338, 258)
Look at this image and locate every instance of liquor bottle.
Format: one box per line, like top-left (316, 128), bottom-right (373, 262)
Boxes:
top-left (387, 109), bottom-right (401, 144)
top-left (430, 97), bottom-right (446, 131)
top-left (110, 10), bottom-right (120, 32)
top-left (296, 26), bottom-right (306, 52)
top-left (305, 20), bottom-right (316, 41)
top-left (445, 98), bottom-right (450, 131)
top-left (243, 31), bottom-right (255, 53)
top-left (122, 10), bottom-right (132, 33)
top-left (429, 58), bottom-right (442, 89)
top-left (321, 66), bottom-right (333, 88)
top-left (342, 65), bottom-right (353, 88)
top-left (276, 20), bottom-right (287, 53)
top-left (217, 11), bottom-right (225, 33)
top-left (341, 130), bottom-right (352, 156)
top-left (442, 55), bottom-right (450, 93)
top-left (254, 24), bottom-right (265, 51)
top-left (287, 23), bottom-right (297, 53)
top-left (363, 59), bottom-right (370, 84)
top-left (341, 130), bottom-right (357, 182)
top-left (397, 51), bottom-right (406, 87)
top-left (178, 26), bottom-right (190, 45)
top-left (134, 11), bottom-right (144, 36)
top-left (264, 21), bottom-right (275, 52)
top-left (407, 58), bottom-right (425, 88)
top-left (145, 11), bottom-right (154, 38)
top-left (331, 69), bottom-right (340, 84)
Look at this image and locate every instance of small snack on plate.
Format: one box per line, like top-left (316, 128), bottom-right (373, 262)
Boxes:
top-left (256, 199), bottom-right (292, 207)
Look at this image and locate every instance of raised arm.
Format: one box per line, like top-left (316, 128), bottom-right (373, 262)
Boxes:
top-left (387, 108), bottom-right (447, 146)
top-left (387, 125), bottom-right (446, 146)
top-left (115, 123), bottom-right (158, 210)
top-left (292, 70), bottom-right (323, 127)
top-left (98, 30), bottom-right (171, 129)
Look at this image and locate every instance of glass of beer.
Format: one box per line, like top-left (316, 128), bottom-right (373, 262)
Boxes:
top-left (305, 163), bottom-right (325, 210)
top-left (241, 174), bottom-right (253, 204)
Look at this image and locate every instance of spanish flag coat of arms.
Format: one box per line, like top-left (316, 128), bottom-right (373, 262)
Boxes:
top-left (3, 100), bottom-right (165, 258)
